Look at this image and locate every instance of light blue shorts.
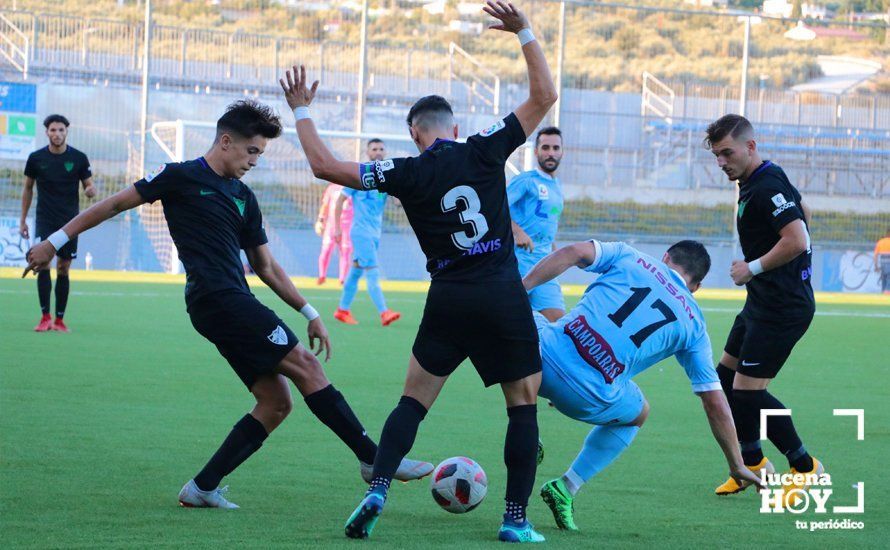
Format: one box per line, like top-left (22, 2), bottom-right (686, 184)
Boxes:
top-left (517, 248), bottom-right (565, 312)
top-left (351, 234), bottom-right (379, 268)
top-left (533, 312), bottom-right (644, 426)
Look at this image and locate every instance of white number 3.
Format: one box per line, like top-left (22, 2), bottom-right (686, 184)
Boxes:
top-left (441, 185), bottom-right (490, 250)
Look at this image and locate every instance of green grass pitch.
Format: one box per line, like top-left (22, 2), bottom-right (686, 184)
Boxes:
top-left (1, 278), bottom-right (888, 548)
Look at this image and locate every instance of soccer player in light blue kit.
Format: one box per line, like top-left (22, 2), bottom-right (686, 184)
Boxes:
top-left (333, 138), bottom-right (401, 327)
top-left (508, 126), bottom-right (565, 321)
top-left (523, 239), bottom-right (762, 530)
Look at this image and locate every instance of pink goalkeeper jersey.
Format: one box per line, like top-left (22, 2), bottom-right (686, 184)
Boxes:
top-left (320, 184), bottom-right (353, 237)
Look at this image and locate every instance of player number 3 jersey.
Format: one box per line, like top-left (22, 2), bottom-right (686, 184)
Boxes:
top-left (357, 113), bottom-right (527, 281)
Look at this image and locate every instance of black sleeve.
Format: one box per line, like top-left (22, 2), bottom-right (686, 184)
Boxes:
top-left (753, 179), bottom-right (804, 233)
top-left (240, 190), bottom-right (268, 250)
top-left (133, 163), bottom-right (179, 203)
top-left (466, 112), bottom-right (527, 166)
top-left (78, 152), bottom-right (93, 181)
top-left (23, 152), bottom-right (38, 179)
top-left (358, 157), bottom-right (411, 198)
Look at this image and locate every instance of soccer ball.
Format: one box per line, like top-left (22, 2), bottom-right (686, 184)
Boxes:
top-left (430, 456), bottom-right (487, 513)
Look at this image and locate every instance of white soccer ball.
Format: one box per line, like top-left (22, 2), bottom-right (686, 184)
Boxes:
top-left (430, 456), bottom-right (487, 513)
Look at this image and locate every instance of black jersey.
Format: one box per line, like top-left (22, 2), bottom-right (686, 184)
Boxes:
top-left (24, 145), bottom-right (92, 229)
top-left (737, 161), bottom-right (815, 320)
top-left (133, 158), bottom-right (267, 307)
top-left (360, 112), bottom-right (526, 281)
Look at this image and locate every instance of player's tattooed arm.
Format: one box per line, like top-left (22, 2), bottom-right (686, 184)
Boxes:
top-left (23, 186), bottom-right (145, 277)
top-left (280, 65), bottom-right (364, 190)
top-left (512, 221), bottom-right (534, 252)
top-left (81, 176), bottom-right (97, 199)
top-left (484, 1), bottom-right (557, 137)
top-left (699, 390), bottom-right (765, 490)
top-left (246, 244), bottom-right (332, 360)
top-left (522, 240), bottom-right (596, 291)
top-left (19, 176), bottom-right (35, 239)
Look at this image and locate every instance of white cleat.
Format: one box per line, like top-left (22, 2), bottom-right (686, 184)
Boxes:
top-left (178, 479), bottom-right (240, 509)
top-left (360, 458), bottom-right (435, 483)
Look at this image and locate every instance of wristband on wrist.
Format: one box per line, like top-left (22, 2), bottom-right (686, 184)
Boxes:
top-left (517, 28), bottom-right (535, 46)
top-left (749, 258), bottom-right (764, 276)
top-left (300, 303), bottom-right (320, 321)
top-left (293, 106), bottom-right (310, 121)
top-left (47, 229), bottom-right (70, 251)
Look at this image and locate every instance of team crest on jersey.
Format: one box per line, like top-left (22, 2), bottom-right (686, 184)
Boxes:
top-left (145, 164), bottom-right (167, 182)
top-left (479, 120), bottom-right (505, 137)
top-left (267, 325), bottom-right (288, 346)
top-left (771, 193), bottom-right (787, 207)
top-left (64, 161), bottom-right (74, 172)
top-left (537, 184), bottom-right (549, 200)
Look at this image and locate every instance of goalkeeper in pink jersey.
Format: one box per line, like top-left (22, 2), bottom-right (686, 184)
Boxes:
top-left (315, 183), bottom-right (353, 285)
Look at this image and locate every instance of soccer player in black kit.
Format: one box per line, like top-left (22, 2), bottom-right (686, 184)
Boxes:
top-left (281, 2), bottom-right (557, 541)
top-left (705, 114), bottom-right (822, 502)
top-left (20, 114), bottom-right (96, 332)
top-left (23, 100), bottom-right (432, 509)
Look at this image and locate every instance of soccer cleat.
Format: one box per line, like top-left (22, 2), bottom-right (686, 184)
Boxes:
top-left (52, 318), bottom-right (70, 333)
top-left (783, 458), bottom-right (825, 507)
top-left (540, 478), bottom-right (578, 531)
top-left (317, 276), bottom-right (326, 285)
top-left (715, 457), bottom-right (775, 495)
top-left (344, 491), bottom-right (385, 539)
top-left (34, 314), bottom-right (53, 332)
top-left (334, 308), bottom-right (358, 325)
top-left (380, 310), bottom-right (401, 326)
top-left (177, 479), bottom-right (239, 509)
top-left (360, 458), bottom-right (434, 484)
top-left (498, 514), bottom-right (546, 543)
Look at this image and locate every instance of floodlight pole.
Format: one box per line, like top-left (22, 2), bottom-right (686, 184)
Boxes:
top-left (553, 1), bottom-right (566, 127)
top-left (355, 0), bottom-right (369, 160)
top-left (739, 15), bottom-right (750, 117)
top-left (139, 0), bottom-right (152, 177)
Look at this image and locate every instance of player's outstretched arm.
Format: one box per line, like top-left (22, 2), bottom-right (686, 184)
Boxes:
top-left (699, 390), bottom-right (765, 490)
top-left (279, 65), bottom-right (363, 190)
top-left (522, 240), bottom-right (596, 291)
top-left (730, 219), bottom-right (809, 285)
top-left (245, 244), bottom-right (332, 361)
top-left (484, 1), bottom-right (557, 137)
top-left (23, 186), bottom-right (144, 277)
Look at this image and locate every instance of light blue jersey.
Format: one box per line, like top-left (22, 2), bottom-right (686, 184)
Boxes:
top-left (507, 169), bottom-right (564, 251)
top-left (539, 241), bottom-right (720, 408)
top-left (342, 187), bottom-right (387, 240)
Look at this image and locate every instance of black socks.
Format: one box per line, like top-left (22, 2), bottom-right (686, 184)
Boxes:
top-left (37, 270), bottom-right (51, 315)
top-left (504, 404), bottom-right (538, 522)
top-left (732, 389), bottom-right (812, 471)
top-left (194, 414), bottom-right (268, 492)
top-left (55, 275), bottom-right (69, 318)
top-left (305, 384), bottom-right (377, 465)
top-left (370, 396), bottom-right (428, 489)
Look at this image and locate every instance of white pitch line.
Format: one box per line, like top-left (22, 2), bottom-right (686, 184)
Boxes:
top-left (1, 289), bottom-right (888, 318)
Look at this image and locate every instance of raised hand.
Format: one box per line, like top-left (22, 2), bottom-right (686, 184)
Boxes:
top-left (279, 65), bottom-right (319, 111)
top-left (483, 1), bottom-right (530, 34)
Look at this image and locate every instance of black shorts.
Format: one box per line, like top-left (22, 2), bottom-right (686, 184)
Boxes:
top-left (188, 290), bottom-right (299, 389)
top-left (724, 309), bottom-right (813, 379)
top-left (37, 223), bottom-right (78, 260)
top-left (413, 279), bottom-right (542, 387)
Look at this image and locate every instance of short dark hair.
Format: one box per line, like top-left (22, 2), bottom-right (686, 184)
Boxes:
top-left (216, 99), bottom-right (282, 141)
top-left (43, 114), bottom-right (70, 128)
top-left (535, 126), bottom-right (562, 147)
top-left (703, 114), bottom-right (753, 148)
top-left (406, 95), bottom-right (454, 130)
top-left (666, 240), bottom-right (711, 286)
top-left (367, 138), bottom-right (384, 147)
